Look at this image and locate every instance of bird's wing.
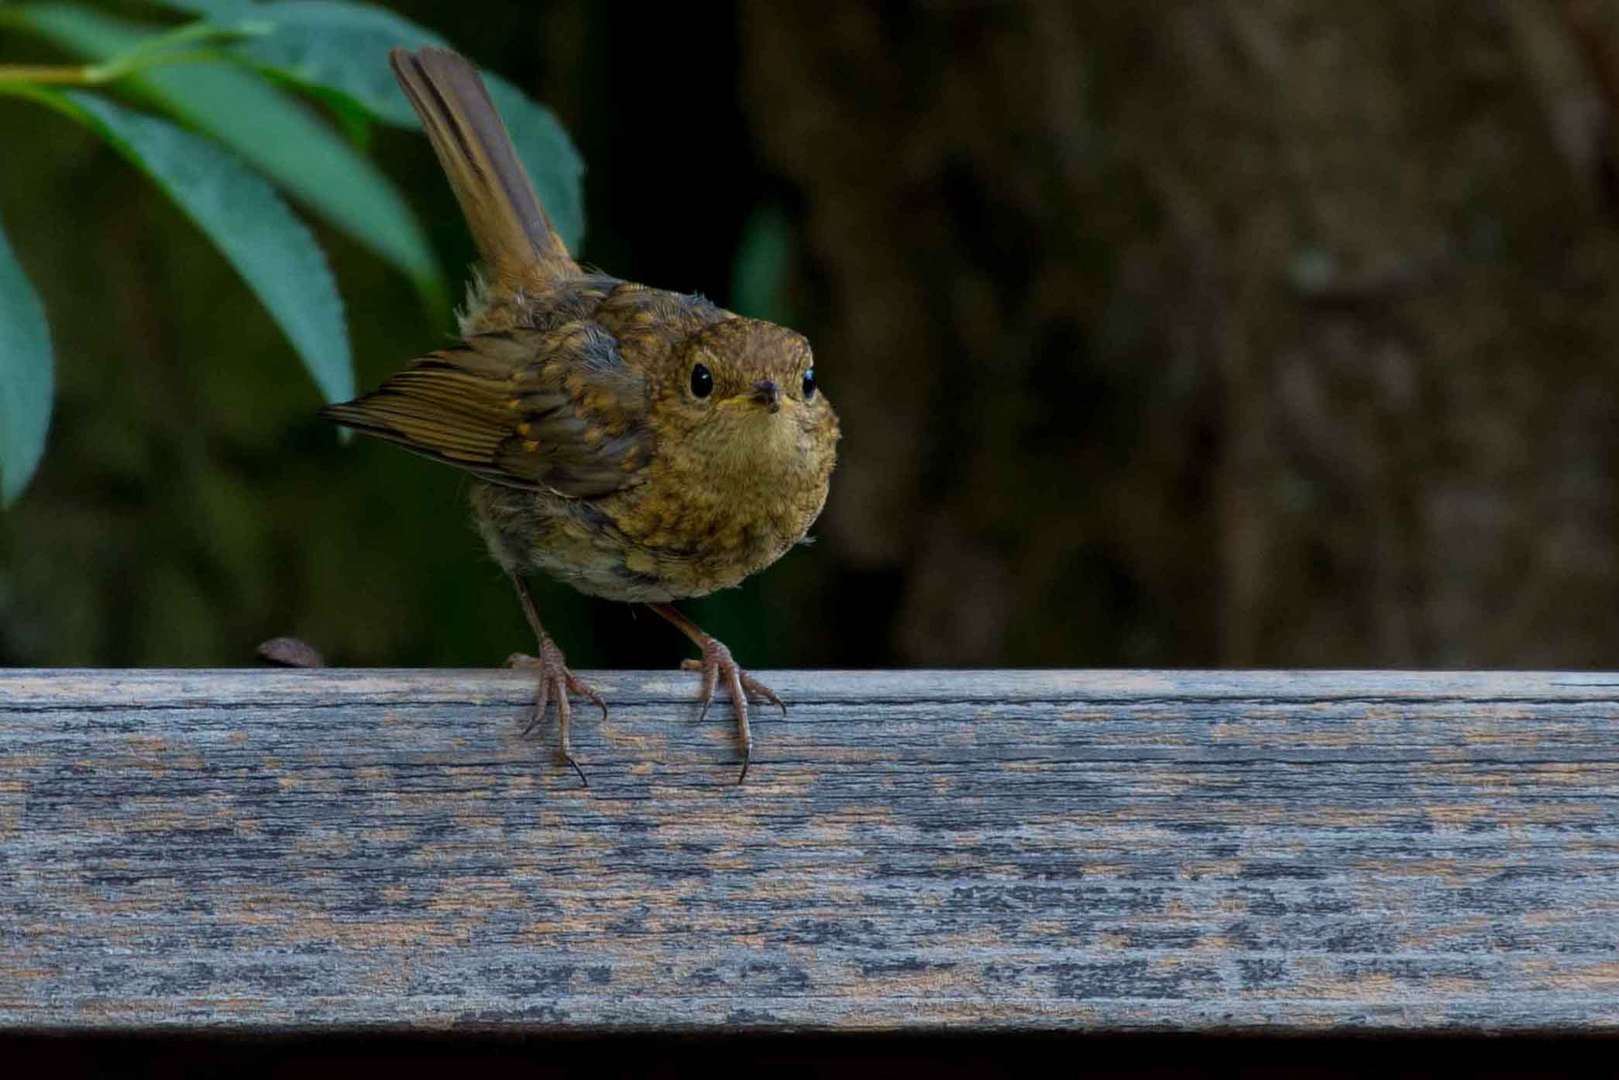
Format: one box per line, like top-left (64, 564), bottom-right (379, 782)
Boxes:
top-left (321, 324), bottom-right (651, 498)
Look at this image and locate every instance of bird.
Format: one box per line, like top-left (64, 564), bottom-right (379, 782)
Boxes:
top-left (321, 47), bottom-right (839, 784)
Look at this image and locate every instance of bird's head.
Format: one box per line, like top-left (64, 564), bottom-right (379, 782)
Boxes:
top-left (655, 316), bottom-right (838, 476)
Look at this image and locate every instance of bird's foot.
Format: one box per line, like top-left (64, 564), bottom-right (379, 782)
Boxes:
top-left (680, 637), bottom-right (785, 784)
top-left (506, 639), bottom-right (605, 787)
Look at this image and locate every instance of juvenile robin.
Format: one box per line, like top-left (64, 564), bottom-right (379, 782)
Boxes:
top-left (322, 47), bottom-right (839, 784)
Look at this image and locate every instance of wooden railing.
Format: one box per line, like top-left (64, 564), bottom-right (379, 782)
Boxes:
top-left (2, 668), bottom-right (1616, 1032)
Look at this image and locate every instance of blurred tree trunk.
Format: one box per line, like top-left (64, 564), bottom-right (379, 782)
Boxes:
top-left (742, 0), bottom-right (1619, 667)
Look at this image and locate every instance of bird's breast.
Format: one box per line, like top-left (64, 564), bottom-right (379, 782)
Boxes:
top-left (613, 424), bottom-right (833, 597)
top-left (475, 410), bottom-right (835, 604)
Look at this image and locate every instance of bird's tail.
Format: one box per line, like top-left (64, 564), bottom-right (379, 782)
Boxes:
top-left (390, 47), bottom-right (575, 286)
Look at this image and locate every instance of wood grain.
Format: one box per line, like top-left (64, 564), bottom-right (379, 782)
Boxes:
top-left (2, 668), bottom-right (1618, 1033)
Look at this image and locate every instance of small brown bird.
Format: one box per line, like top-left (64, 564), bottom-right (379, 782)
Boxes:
top-left (323, 48), bottom-right (838, 783)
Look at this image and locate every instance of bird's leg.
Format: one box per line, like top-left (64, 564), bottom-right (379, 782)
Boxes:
top-left (646, 603), bottom-right (785, 784)
top-left (506, 573), bottom-right (604, 787)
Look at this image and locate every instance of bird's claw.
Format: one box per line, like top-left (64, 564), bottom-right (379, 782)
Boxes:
top-left (679, 655), bottom-right (785, 720)
top-left (681, 639), bottom-right (784, 784)
top-left (508, 638), bottom-right (603, 787)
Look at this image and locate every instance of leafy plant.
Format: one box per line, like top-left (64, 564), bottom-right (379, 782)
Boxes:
top-left (0, 0), bottom-right (584, 503)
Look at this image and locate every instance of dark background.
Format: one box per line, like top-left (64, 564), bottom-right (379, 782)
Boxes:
top-left (8, 0), bottom-right (1619, 675)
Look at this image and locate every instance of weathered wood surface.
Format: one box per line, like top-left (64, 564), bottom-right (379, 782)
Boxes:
top-left (2, 668), bottom-right (1618, 1033)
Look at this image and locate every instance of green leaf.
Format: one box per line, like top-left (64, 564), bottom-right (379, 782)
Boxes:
top-left (258, 67), bottom-right (374, 148)
top-left (143, 0), bottom-right (587, 250)
top-left (48, 89), bottom-right (352, 404)
top-left (0, 216), bottom-right (54, 505)
top-left (143, 0), bottom-right (252, 19)
top-left (227, 0), bottom-right (443, 128)
top-left (16, 3), bottom-right (442, 299)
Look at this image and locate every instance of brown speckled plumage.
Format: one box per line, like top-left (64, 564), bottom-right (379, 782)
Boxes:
top-left (322, 47), bottom-right (838, 783)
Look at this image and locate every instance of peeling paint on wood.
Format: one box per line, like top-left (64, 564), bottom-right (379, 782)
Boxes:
top-left (2, 668), bottom-right (1619, 1032)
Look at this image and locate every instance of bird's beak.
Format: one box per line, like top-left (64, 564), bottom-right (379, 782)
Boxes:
top-left (751, 379), bottom-right (782, 414)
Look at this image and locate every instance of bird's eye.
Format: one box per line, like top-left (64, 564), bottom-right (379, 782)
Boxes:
top-left (690, 363), bottom-right (713, 399)
top-left (802, 367), bottom-right (817, 401)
